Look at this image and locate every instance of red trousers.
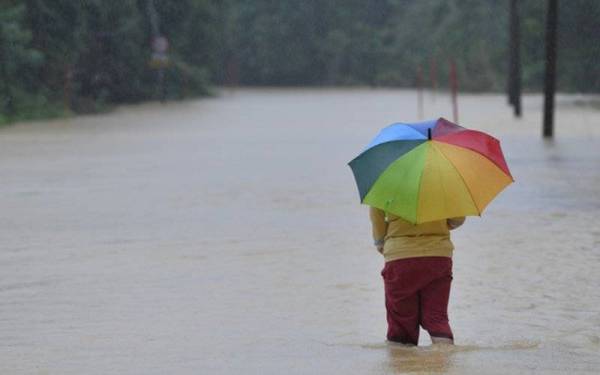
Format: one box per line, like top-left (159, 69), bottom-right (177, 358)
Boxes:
top-left (381, 257), bottom-right (453, 345)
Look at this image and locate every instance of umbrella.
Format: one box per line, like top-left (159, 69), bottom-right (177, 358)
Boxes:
top-left (348, 117), bottom-right (513, 224)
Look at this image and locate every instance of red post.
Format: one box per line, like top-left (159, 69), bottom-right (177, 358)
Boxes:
top-left (63, 64), bottom-right (72, 112)
top-left (225, 57), bottom-right (239, 94)
top-left (182, 66), bottom-right (190, 98)
top-left (449, 60), bottom-right (459, 123)
top-left (417, 64), bottom-right (424, 119)
top-left (430, 57), bottom-right (437, 101)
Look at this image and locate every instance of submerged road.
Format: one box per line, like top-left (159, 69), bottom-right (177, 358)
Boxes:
top-left (1, 89), bottom-right (599, 374)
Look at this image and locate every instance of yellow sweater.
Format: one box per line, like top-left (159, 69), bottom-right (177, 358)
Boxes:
top-left (370, 207), bottom-right (463, 262)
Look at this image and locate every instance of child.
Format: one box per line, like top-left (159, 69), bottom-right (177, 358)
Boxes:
top-left (370, 207), bottom-right (465, 346)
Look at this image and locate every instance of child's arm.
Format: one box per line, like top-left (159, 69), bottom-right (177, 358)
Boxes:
top-left (447, 217), bottom-right (466, 230)
top-left (369, 207), bottom-right (388, 253)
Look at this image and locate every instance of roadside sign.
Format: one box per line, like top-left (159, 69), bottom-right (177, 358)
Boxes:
top-left (152, 36), bottom-right (169, 54)
top-left (150, 36), bottom-right (170, 69)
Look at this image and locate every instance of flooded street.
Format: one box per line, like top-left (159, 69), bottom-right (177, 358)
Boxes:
top-left (1, 88), bottom-right (599, 374)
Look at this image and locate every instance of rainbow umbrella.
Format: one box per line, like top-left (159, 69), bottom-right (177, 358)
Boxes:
top-left (348, 118), bottom-right (513, 224)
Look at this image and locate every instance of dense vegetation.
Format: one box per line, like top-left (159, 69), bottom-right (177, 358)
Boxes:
top-left (1, 0), bottom-right (598, 123)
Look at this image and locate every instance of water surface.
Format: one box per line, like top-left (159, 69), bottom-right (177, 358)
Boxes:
top-left (1, 88), bottom-right (599, 374)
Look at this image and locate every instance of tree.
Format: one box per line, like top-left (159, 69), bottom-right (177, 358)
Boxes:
top-left (0, 2), bottom-right (43, 120)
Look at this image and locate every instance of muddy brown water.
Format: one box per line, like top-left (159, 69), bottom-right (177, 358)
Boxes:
top-left (1, 88), bottom-right (599, 374)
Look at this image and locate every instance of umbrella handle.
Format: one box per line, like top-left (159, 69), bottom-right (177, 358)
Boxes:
top-left (428, 128), bottom-right (432, 140)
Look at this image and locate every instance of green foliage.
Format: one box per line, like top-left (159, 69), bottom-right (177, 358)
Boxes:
top-left (1, 0), bottom-right (220, 123)
top-left (556, 0), bottom-right (600, 93)
top-left (221, 0), bottom-right (599, 92)
top-left (0, 0), bottom-right (598, 124)
top-left (0, 2), bottom-right (44, 119)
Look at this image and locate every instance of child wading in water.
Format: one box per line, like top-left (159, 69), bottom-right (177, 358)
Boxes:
top-left (370, 207), bottom-right (465, 346)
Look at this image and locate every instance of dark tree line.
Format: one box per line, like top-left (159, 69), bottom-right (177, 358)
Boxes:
top-left (1, 0), bottom-right (598, 123)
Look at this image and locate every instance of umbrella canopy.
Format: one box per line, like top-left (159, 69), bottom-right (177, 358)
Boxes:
top-left (348, 118), bottom-right (513, 224)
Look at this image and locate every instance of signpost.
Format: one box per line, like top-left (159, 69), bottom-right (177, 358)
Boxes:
top-left (150, 36), bottom-right (169, 102)
top-left (146, 0), bottom-right (169, 102)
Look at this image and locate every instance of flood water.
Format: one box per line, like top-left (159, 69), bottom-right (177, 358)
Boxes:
top-left (1, 88), bottom-right (599, 374)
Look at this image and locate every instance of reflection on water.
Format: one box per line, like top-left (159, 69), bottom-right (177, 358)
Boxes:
top-left (361, 341), bottom-right (540, 374)
top-left (0, 89), bottom-right (599, 374)
top-left (385, 345), bottom-right (455, 373)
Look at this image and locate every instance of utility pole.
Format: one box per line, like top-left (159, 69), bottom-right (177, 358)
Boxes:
top-left (543, 0), bottom-right (558, 138)
top-left (508, 0), bottom-right (522, 117)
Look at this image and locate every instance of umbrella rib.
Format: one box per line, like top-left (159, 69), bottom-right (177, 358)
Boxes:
top-left (350, 139), bottom-right (426, 202)
top-left (353, 138), bottom-right (425, 161)
top-left (363, 126), bottom-right (426, 152)
top-left (432, 142), bottom-right (482, 216)
top-left (413, 147), bottom-right (427, 224)
top-left (435, 131), bottom-right (513, 180)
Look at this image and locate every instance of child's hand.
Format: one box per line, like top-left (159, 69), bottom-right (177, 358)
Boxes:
top-left (447, 217), bottom-right (466, 230)
top-left (374, 239), bottom-right (384, 254)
